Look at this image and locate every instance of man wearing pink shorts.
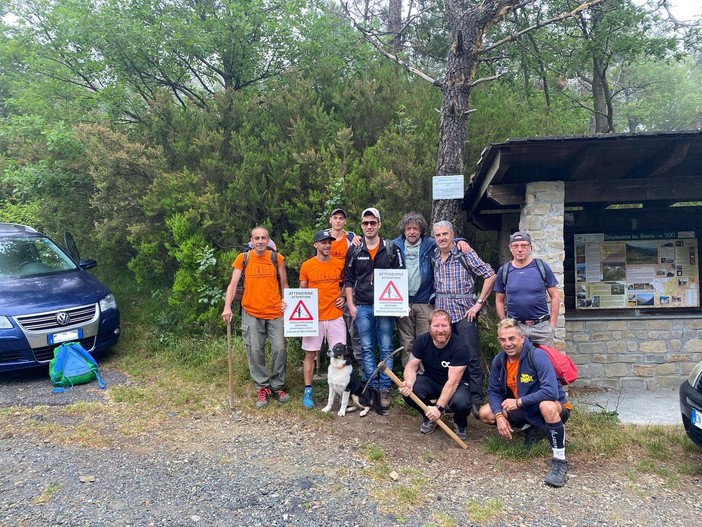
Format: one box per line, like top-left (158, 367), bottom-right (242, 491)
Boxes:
top-left (299, 230), bottom-right (347, 408)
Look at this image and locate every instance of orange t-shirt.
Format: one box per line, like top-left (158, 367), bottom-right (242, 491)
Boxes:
top-left (506, 357), bottom-right (519, 399)
top-left (233, 250), bottom-right (284, 320)
top-left (368, 243), bottom-right (379, 261)
top-left (330, 232), bottom-right (351, 261)
top-left (299, 257), bottom-right (344, 320)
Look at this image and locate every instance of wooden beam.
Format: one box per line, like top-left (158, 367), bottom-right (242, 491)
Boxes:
top-left (465, 150), bottom-right (511, 218)
top-left (565, 175), bottom-right (702, 203)
top-left (486, 175), bottom-right (702, 206)
top-left (628, 141), bottom-right (690, 179)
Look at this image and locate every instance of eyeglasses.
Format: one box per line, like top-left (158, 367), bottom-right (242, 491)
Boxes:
top-left (361, 221), bottom-right (378, 226)
top-left (510, 243), bottom-right (530, 249)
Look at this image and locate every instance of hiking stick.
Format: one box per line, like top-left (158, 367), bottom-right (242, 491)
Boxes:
top-left (226, 321), bottom-right (241, 421)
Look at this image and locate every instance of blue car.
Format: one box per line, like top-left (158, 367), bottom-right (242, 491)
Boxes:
top-left (680, 360), bottom-right (702, 449)
top-left (0, 223), bottom-right (120, 372)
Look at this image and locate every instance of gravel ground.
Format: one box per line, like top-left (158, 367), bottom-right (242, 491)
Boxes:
top-left (1, 368), bottom-right (701, 527)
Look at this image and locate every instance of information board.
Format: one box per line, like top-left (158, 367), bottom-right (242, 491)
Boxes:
top-left (574, 232), bottom-right (699, 309)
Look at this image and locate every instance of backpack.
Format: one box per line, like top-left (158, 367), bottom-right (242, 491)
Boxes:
top-left (349, 239), bottom-right (398, 265)
top-left (534, 344), bottom-right (578, 385)
top-left (499, 343), bottom-right (577, 386)
top-left (49, 342), bottom-right (106, 392)
top-left (233, 247), bottom-right (280, 303)
top-left (500, 259), bottom-right (547, 288)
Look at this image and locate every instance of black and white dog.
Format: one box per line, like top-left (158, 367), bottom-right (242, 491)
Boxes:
top-left (321, 343), bottom-right (383, 417)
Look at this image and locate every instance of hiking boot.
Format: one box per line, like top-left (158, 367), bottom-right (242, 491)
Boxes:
top-left (302, 387), bottom-right (314, 409)
top-left (524, 426), bottom-right (548, 449)
top-left (256, 387), bottom-right (272, 408)
top-left (420, 418), bottom-right (437, 435)
top-left (544, 458), bottom-right (568, 487)
top-left (380, 389), bottom-right (392, 410)
top-left (453, 422), bottom-right (467, 441)
top-left (273, 388), bottom-right (290, 404)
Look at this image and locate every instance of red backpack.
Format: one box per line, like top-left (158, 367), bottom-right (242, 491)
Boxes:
top-left (533, 344), bottom-right (578, 386)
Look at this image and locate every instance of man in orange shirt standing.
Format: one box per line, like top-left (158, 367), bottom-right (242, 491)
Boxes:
top-left (299, 229), bottom-right (346, 408)
top-left (222, 226), bottom-right (290, 409)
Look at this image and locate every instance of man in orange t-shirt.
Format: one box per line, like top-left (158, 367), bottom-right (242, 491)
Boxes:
top-left (298, 229), bottom-right (346, 408)
top-left (222, 227), bottom-right (289, 409)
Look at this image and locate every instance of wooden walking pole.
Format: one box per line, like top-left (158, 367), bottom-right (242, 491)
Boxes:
top-left (226, 321), bottom-right (241, 421)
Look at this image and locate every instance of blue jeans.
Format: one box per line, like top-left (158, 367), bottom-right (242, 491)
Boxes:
top-left (355, 304), bottom-right (395, 391)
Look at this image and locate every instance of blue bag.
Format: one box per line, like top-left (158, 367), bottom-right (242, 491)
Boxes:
top-left (49, 342), bottom-right (106, 393)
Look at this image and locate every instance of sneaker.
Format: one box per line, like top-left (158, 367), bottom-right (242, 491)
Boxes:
top-left (302, 387), bottom-right (314, 409)
top-left (420, 419), bottom-right (437, 435)
top-left (544, 458), bottom-right (568, 487)
top-left (380, 389), bottom-right (392, 410)
top-left (256, 387), bottom-right (272, 408)
top-left (453, 423), bottom-right (467, 441)
top-left (524, 426), bottom-right (548, 449)
top-left (273, 388), bottom-right (290, 404)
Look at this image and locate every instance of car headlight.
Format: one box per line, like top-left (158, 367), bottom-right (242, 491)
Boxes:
top-left (0, 316), bottom-right (12, 329)
top-left (688, 361), bottom-right (702, 389)
top-left (99, 294), bottom-right (118, 312)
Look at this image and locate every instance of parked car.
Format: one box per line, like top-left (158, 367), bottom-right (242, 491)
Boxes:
top-left (680, 360), bottom-right (702, 448)
top-left (0, 223), bottom-right (120, 372)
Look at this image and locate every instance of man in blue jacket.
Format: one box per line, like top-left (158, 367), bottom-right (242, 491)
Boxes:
top-left (394, 213), bottom-right (471, 368)
top-left (478, 318), bottom-right (571, 487)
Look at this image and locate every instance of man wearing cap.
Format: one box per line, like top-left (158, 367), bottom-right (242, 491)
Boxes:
top-left (494, 231), bottom-right (559, 346)
top-left (299, 229), bottom-right (347, 408)
top-left (344, 207), bottom-right (404, 412)
top-left (328, 208), bottom-right (362, 363)
top-left (432, 220), bottom-right (496, 416)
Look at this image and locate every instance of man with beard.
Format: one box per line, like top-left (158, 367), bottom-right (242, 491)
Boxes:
top-left (399, 309), bottom-right (473, 440)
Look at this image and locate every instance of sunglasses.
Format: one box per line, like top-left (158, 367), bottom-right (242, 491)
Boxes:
top-left (361, 220), bottom-right (378, 226)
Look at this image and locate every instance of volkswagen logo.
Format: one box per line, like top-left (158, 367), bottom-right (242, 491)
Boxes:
top-left (56, 312), bottom-right (71, 326)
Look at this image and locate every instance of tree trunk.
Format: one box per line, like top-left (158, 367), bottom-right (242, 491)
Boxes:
top-left (388, 0), bottom-right (402, 52)
top-left (592, 56), bottom-right (613, 133)
top-left (431, 3), bottom-right (484, 236)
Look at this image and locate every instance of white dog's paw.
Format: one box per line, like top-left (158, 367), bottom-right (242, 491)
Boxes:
top-left (321, 405), bottom-right (332, 413)
top-left (359, 408), bottom-right (370, 417)
top-left (337, 408), bottom-right (346, 417)
top-left (344, 404), bottom-right (356, 412)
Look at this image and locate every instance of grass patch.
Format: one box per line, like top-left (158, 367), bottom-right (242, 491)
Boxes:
top-left (465, 497), bottom-right (503, 523)
top-left (32, 482), bottom-right (61, 504)
top-left (427, 511), bottom-right (458, 527)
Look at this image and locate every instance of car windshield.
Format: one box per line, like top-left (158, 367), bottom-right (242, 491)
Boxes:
top-left (0, 236), bottom-right (78, 278)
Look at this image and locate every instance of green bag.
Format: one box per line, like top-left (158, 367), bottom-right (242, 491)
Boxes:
top-left (49, 342), bottom-right (106, 392)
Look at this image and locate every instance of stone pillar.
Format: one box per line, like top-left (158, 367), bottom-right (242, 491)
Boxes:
top-left (520, 181), bottom-right (565, 344)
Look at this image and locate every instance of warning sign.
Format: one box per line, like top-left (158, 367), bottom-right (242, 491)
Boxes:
top-left (284, 289), bottom-right (318, 336)
top-left (374, 269), bottom-right (408, 316)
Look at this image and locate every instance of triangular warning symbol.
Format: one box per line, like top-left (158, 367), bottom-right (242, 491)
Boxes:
top-left (379, 280), bottom-right (404, 302)
top-left (289, 299), bottom-right (314, 321)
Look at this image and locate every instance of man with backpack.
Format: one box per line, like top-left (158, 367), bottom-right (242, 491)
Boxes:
top-left (344, 207), bottom-right (404, 412)
top-left (328, 208), bottom-right (362, 363)
top-left (494, 231), bottom-right (560, 346)
top-left (479, 318), bottom-right (571, 488)
top-left (222, 226), bottom-right (290, 409)
top-left (432, 220), bottom-right (495, 418)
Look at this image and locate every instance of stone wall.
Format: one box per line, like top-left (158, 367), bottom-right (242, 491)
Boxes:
top-left (565, 316), bottom-right (700, 390)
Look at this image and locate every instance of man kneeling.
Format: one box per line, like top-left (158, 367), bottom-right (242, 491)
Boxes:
top-left (479, 318), bottom-right (571, 487)
top-left (400, 309), bottom-right (472, 440)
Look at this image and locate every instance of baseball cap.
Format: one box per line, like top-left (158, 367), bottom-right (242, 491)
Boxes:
top-left (330, 208), bottom-right (346, 218)
top-left (361, 207), bottom-right (381, 222)
top-left (509, 231), bottom-right (531, 244)
top-left (313, 229), bottom-right (335, 243)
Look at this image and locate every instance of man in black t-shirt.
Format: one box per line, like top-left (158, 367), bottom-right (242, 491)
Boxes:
top-left (400, 309), bottom-right (473, 440)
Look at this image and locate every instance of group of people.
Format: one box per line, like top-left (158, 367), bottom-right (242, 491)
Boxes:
top-left (221, 208), bottom-right (568, 487)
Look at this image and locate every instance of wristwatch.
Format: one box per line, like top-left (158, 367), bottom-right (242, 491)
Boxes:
top-left (435, 404), bottom-right (445, 413)
top-left (476, 298), bottom-right (483, 304)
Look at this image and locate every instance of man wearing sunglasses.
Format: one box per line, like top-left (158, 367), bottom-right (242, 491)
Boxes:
top-left (344, 207), bottom-right (404, 412)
